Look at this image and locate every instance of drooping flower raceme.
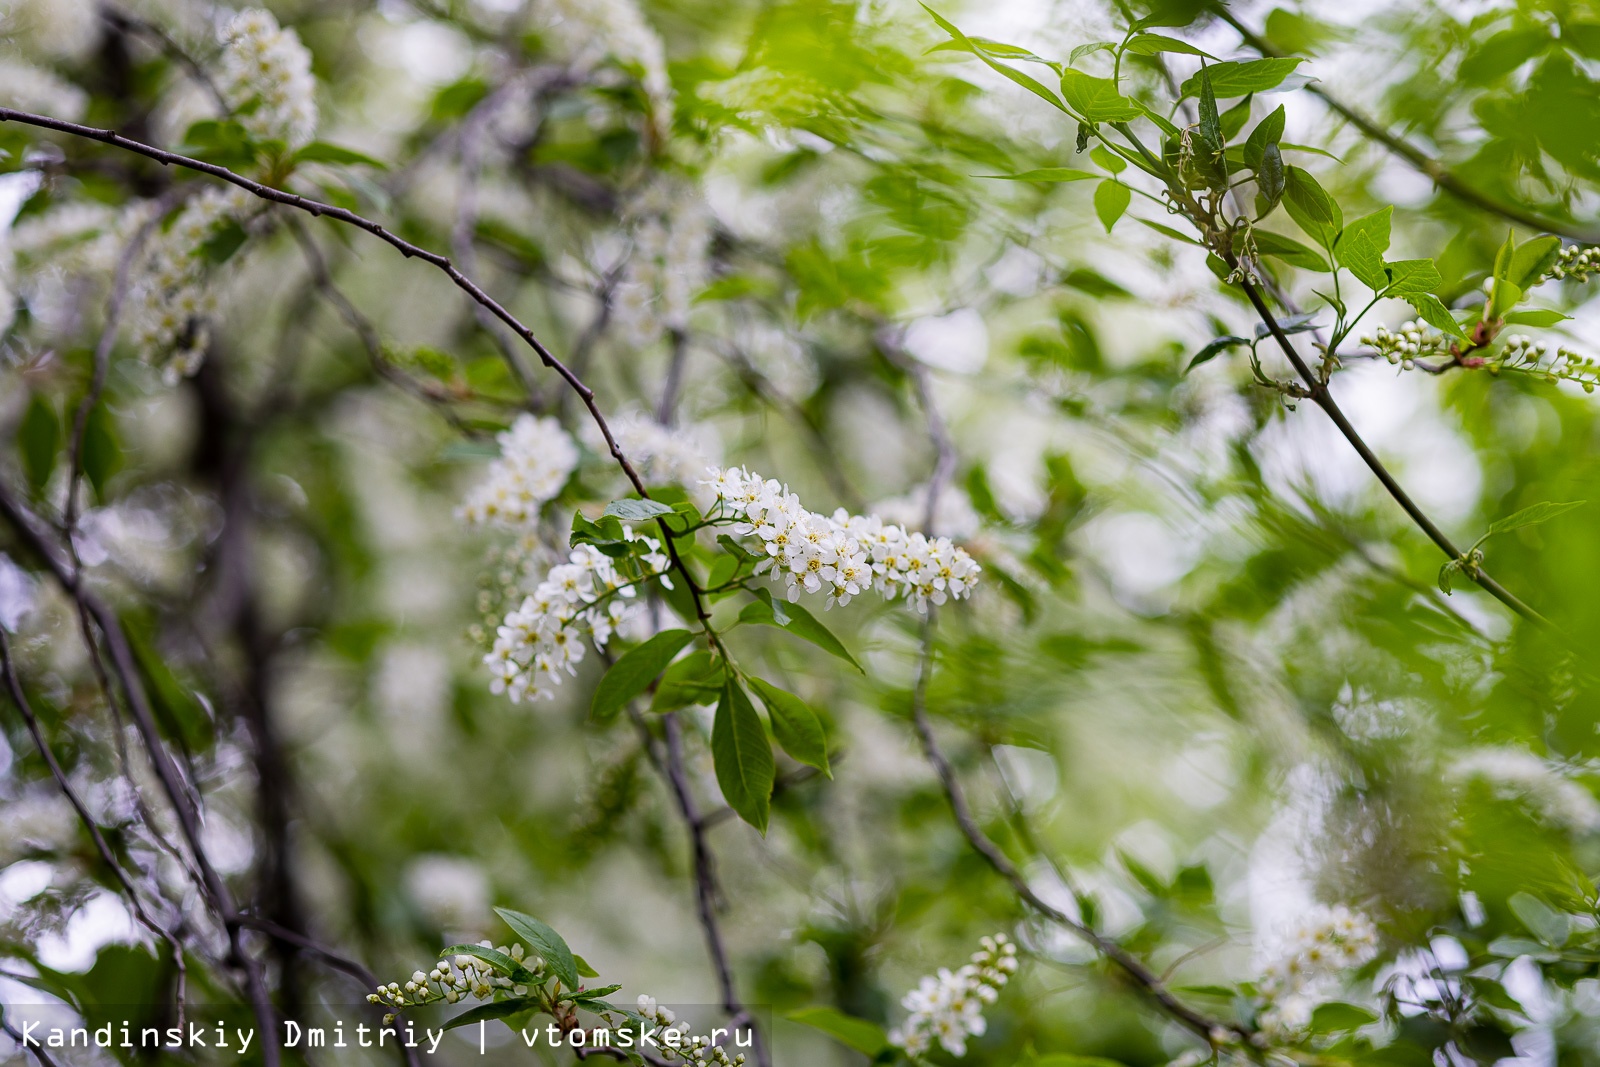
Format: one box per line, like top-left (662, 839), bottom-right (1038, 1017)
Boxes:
top-left (482, 536), bottom-right (670, 703)
top-left (888, 934), bottom-right (1016, 1059)
top-left (125, 186), bottom-right (256, 381)
top-left (371, 940), bottom-right (542, 1016)
top-left (1256, 904), bottom-right (1379, 1039)
top-left (217, 8), bottom-right (318, 148)
top-left (458, 415), bottom-right (580, 528)
top-left (1450, 746), bottom-right (1600, 833)
top-left (703, 466), bottom-right (981, 611)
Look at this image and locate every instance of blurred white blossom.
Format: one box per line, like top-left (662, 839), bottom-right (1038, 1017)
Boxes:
top-left (888, 933), bottom-right (1016, 1059)
top-left (458, 415), bottom-right (580, 528)
top-left (218, 8), bottom-right (318, 148)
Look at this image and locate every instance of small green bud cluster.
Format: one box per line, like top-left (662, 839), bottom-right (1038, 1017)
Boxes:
top-left (1493, 335), bottom-right (1600, 393)
top-left (369, 941), bottom-right (543, 1014)
top-left (1360, 322), bottom-right (1450, 368)
top-left (1544, 245), bottom-right (1600, 283)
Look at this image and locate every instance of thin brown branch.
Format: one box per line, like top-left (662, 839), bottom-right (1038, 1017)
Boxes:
top-left (0, 630), bottom-right (190, 1019)
top-left (0, 484), bottom-right (281, 1067)
top-left (1236, 275), bottom-right (1546, 624)
top-left (907, 616), bottom-right (1241, 1046)
top-left (1210, 6), bottom-right (1600, 244)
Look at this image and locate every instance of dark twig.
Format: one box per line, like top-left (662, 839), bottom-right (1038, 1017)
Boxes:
top-left (1236, 275), bottom-right (1546, 624)
top-left (0, 484), bottom-right (282, 1067)
top-left (1210, 6), bottom-right (1600, 244)
top-left (0, 630), bottom-right (190, 1020)
top-left (907, 616), bottom-right (1239, 1045)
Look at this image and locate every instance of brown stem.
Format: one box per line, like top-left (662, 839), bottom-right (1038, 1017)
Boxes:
top-left (1210, 6), bottom-right (1600, 244)
top-left (1237, 276), bottom-right (1547, 624)
top-left (0, 484), bottom-right (282, 1067)
top-left (908, 616), bottom-right (1241, 1046)
top-left (0, 631), bottom-right (190, 1015)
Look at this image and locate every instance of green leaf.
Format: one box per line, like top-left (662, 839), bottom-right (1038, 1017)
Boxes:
top-left (1383, 258), bottom-right (1442, 296)
top-left (177, 119), bottom-right (257, 168)
top-left (1243, 104), bottom-right (1286, 170)
top-left (1253, 229), bottom-right (1329, 271)
top-left (494, 908), bottom-right (581, 991)
top-left (1093, 181), bottom-right (1131, 232)
top-left (712, 679), bottom-right (775, 834)
top-left (1333, 206), bottom-right (1393, 289)
top-left (1136, 217), bottom-right (1203, 245)
top-left (439, 944), bottom-right (525, 978)
top-left (1282, 165), bottom-right (1342, 248)
top-left (922, 6), bottom-right (1069, 113)
top-left (1058, 69), bottom-right (1143, 122)
top-left (1123, 34), bottom-right (1214, 58)
top-left (1508, 235), bottom-right (1562, 290)
top-left (650, 650), bottom-right (726, 713)
top-left (1405, 294), bottom-right (1468, 339)
top-left (442, 997), bottom-right (540, 1032)
top-left (81, 404), bottom-right (121, 500)
top-left (977, 168), bottom-right (1097, 182)
top-left (1029, 1056), bottom-right (1128, 1067)
top-left (1220, 95), bottom-right (1253, 141)
top-left (1308, 1002), bottom-right (1378, 1033)
top-left (1486, 500), bottom-right (1585, 536)
top-left (590, 629), bottom-right (696, 721)
top-left (1254, 143), bottom-right (1285, 217)
top-left (749, 678), bottom-right (830, 776)
top-left (570, 512), bottom-right (630, 555)
top-left (1186, 336), bottom-right (1248, 374)
top-left (1180, 57), bottom-right (1304, 98)
top-left (603, 498), bottom-right (676, 521)
top-left (18, 394), bottom-right (58, 495)
top-left (569, 984), bottom-right (624, 1003)
top-left (1195, 67), bottom-right (1224, 160)
top-left (1502, 309), bottom-right (1570, 326)
top-left (1438, 559), bottom-right (1460, 595)
top-left (291, 141), bottom-right (388, 169)
top-left (574, 955), bottom-right (600, 978)
top-left (786, 1007), bottom-right (890, 1056)
top-left (737, 593), bottom-right (862, 671)
top-left (1509, 892), bottom-right (1571, 946)
top-left (1088, 146), bottom-right (1125, 174)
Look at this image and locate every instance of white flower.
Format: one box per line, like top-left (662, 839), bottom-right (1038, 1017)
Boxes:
top-left (123, 186), bottom-right (256, 378)
top-left (1255, 904), bottom-right (1379, 1037)
top-left (1450, 746), bottom-right (1600, 832)
top-left (533, 0), bottom-right (671, 110)
top-left (701, 466), bottom-right (982, 614)
top-left (0, 57), bottom-right (88, 120)
top-left (218, 9), bottom-right (318, 148)
top-left (1, 0), bottom-right (98, 60)
top-left (889, 934), bottom-right (1015, 1061)
top-left (480, 533), bottom-right (671, 702)
top-left (459, 415), bottom-right (580, 528)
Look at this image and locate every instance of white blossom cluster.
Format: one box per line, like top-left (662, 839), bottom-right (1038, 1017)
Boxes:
top-left (483, 537), bottom-right (669, 703)
top-left (125, 186), bottom-right (256, 381)
top-left (217, 8), bottom-right (318, 148)
top-left (600, 413), bottom-right (715, 488)
top-left (703, 466), bottom-right (981, 611)
top-left (532, 0), bottom-right (671, 110)
top-left (612, 189), bottom-right (712, 346)
top-left (888, 934), bottom-right (1017, 1059)
top-left (632, 997), bottom-right (698, 1057)
top-left (1360, 321), bottom-right (1450, 367)
top-left (459, 415), bottom-right (580, 527)
top-left (0, 56), bottom-right (88, 120)
top-left (1493, 335), bottom-right (1600, 393)
top-left (0, 0), bottom-right (98, 61)
top-left (1256, 905), bottom-right (1379, 1039)
top-left (370, 941), bottom-right (543, 1018)
top-left (1450, 746), bottom-right (1600, 832)
top-left (1544, 244), bottom-right (1600, 283)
